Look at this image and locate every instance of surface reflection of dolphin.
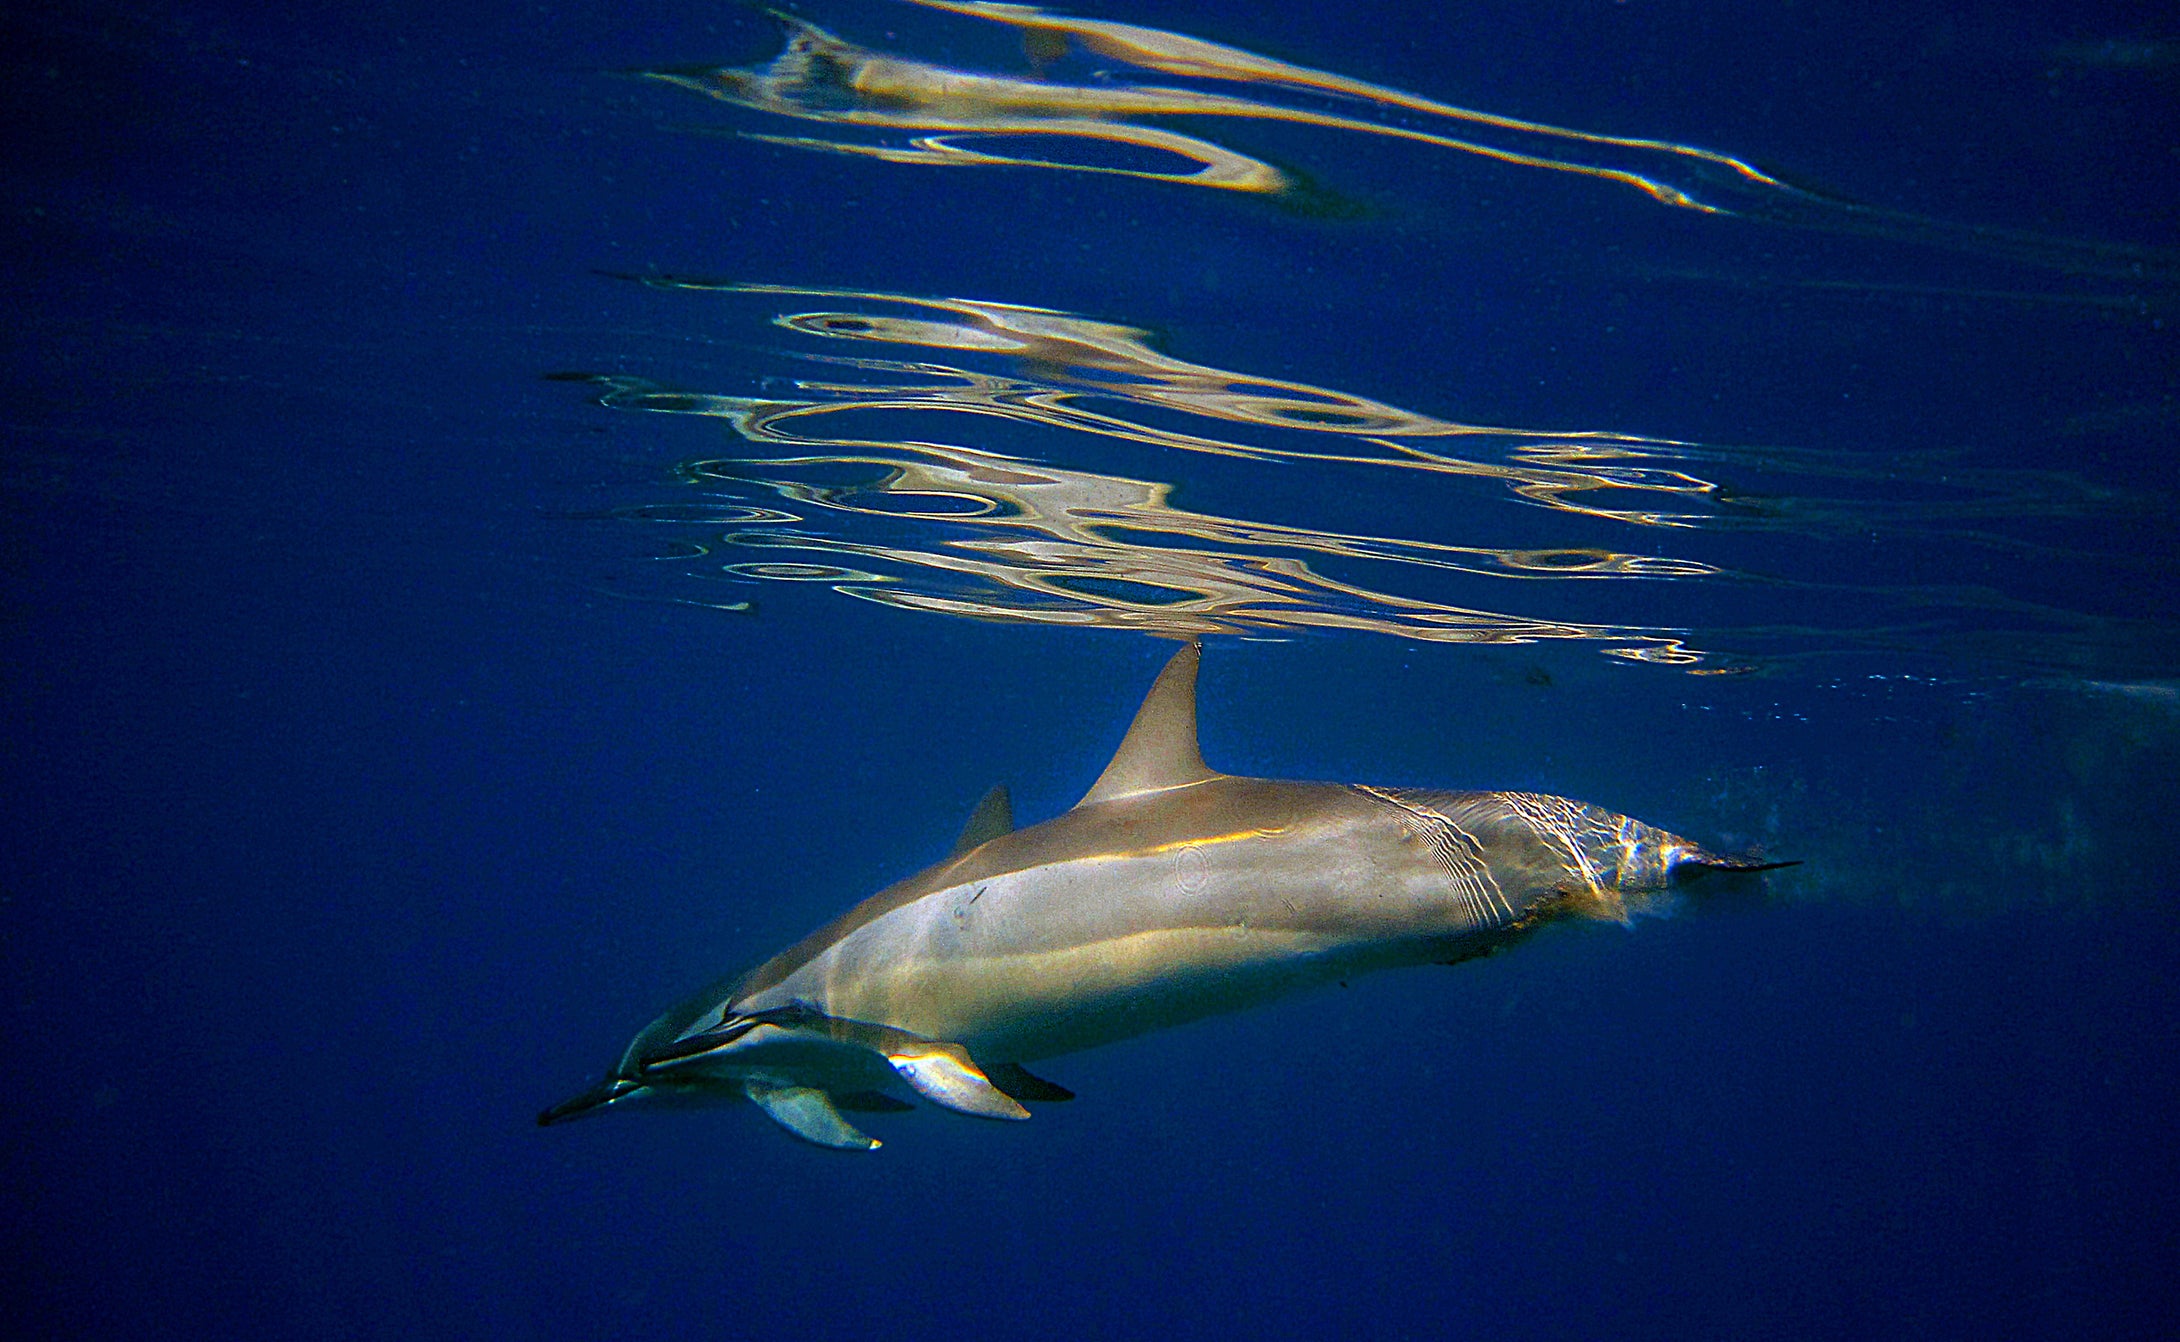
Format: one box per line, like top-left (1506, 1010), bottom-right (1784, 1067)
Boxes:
top-left (559, 279), bottom-right (2140, 670)
top-left (648, 4), bottom-right (1758, 205)
top-left (541, 644), bottom-right (1789, 1149)
top-left (648, 3), bottom-right (2175, 281)
top-left (574, 369), bottom-right (1717, 656)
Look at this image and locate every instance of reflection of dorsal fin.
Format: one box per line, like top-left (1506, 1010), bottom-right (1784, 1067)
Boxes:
top-left (1077, 642), bottom-right (1218, 808)
top-left (949, 785), bottom-right (1015, 856)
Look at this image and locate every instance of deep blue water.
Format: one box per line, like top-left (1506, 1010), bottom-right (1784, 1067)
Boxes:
top-left (5, 1), bottom-right (2178, 1337)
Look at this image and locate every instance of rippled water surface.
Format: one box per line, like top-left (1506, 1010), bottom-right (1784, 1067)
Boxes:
top-left (5, 1), bottom-right (2176, 1337)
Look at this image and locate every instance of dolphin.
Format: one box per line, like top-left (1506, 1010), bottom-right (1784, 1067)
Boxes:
top-left (540, 643), bottom-right (1788, 1148)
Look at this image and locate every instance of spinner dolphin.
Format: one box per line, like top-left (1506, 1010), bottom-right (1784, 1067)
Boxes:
top-left (541, 644), bottom-right (1787, 1148)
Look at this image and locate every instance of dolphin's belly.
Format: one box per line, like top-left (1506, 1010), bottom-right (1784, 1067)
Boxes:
top-left (741, 799), bottom-right (1489, 1059)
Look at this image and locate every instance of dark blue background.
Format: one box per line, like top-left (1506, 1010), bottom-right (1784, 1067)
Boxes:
top-left (5, 1), bottom-right (2176, 1337)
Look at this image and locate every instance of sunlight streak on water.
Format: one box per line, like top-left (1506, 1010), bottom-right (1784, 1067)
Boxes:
top-left (553, 281), bottom-right (1773, 660)
top-left (645, 4), bottom-right (1774, 208)
top-left (646, 2), bottom-right (2179, 284)
top-left (547, 281), bottom-right (2158, 673)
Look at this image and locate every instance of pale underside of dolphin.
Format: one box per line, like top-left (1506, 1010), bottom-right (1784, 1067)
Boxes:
top-left (541, 644), bottom-right (1788, 1149)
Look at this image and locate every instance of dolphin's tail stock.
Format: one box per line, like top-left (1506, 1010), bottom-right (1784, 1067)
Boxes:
top-left (1679, 852), bottom-right (1802, 878)
top-left (1672, 850), bottom-right (1802, 905)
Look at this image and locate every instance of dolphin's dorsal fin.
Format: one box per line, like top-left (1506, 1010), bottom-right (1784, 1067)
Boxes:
top-left (949, 785), bottom-right (1014, 856)
top-left (1077, 642), bottom-right (1218, 808)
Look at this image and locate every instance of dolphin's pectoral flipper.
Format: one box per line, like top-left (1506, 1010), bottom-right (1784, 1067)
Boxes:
top-left (986, 1061), bottom-right (1076, 1103)
top-left (792, 1007), bottom-right (1034, 1119)
top-left (885, 1041), bottom-right (1033, 1120)
top-left (673, 1004), bottom-right (1034, 1121)
top-left (743, 1080), bottom-right (882, 1150)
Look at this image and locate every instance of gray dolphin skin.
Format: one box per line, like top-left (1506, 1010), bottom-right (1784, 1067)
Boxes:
top-left (541, 644), bottom-right (1787, 1149)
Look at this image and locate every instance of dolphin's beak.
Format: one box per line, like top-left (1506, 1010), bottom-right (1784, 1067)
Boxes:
top-left (537, 1076), bottom-right (647, 1127)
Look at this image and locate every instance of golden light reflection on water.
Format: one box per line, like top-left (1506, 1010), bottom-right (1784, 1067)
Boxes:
top-left (654, 281), bottom-right (1739, 527)
top-left (563, 280), bottom-right (1741, 661)
top-left (649, 4), bottom-right (1768, 208)
top-left (559, 280), bottom-right (2152, 672)
top-left (648, 3), bottom-right (2176, 281)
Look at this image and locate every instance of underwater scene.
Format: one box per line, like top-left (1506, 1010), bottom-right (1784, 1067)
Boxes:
top-left (4, 0), bottom-right (2176, 1336)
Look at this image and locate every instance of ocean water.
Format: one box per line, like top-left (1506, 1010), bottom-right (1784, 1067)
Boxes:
top-left (4, 0), bottom-right (2177, 1336)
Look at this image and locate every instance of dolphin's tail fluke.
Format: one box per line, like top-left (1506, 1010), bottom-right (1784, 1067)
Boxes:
top-left (1680, 855), bottom-right (1803, 877)
top-left (1667, 852), bottom-right (1802, 910)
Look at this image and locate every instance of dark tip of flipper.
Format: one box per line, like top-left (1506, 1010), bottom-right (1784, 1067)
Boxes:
top-left (833, 1090), bottom-right (916, 1114)
top-left (986, 1061), bottom-right (1076, 1104)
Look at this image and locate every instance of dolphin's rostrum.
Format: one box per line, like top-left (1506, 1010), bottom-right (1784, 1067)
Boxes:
top-left (541, 644), bottom-right (1787, 1148)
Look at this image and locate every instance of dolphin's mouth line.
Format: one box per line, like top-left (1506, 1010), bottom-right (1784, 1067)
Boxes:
top-left (536, 1076), bottom-right (646, 1127)
top-left (637, 1002), bottom-right (843, 1074)
top-left (638, 1019), bottom-right (768, 1073)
